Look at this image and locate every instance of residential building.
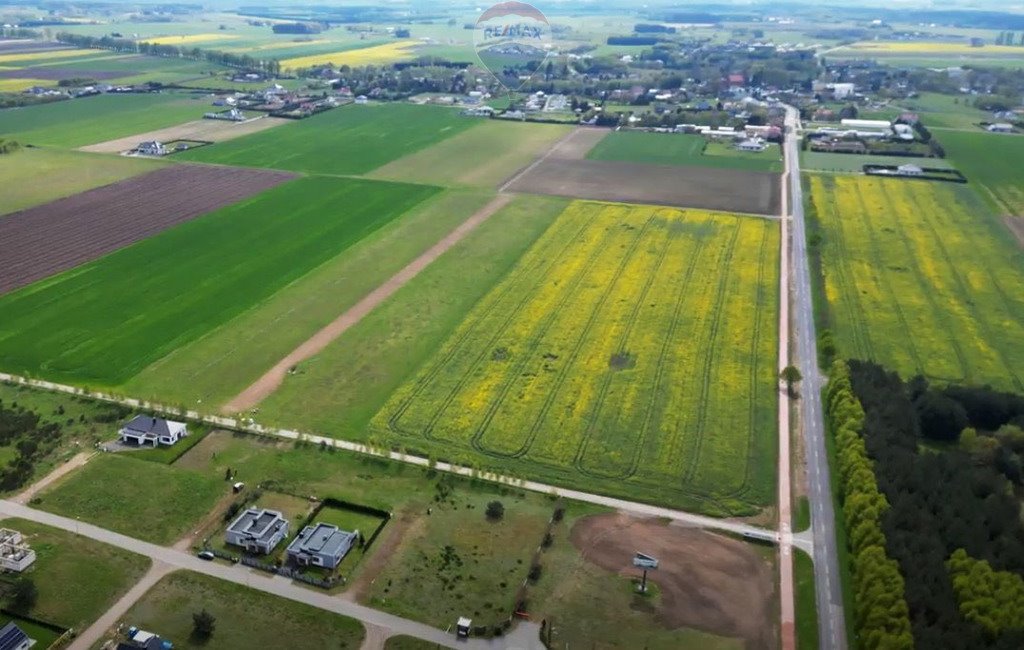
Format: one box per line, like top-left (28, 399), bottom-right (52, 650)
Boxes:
top-left (286, 523), bottom-right (358, 569)
top-left (897, 164), bottom-right (924, 176)
top-left (0, 529), bottom-right (35, 572)
top-left (225, 508), bottom-right (289, 555)
top-left (135, 141), bottom-right (167, 156)
top-left (119, 416), bottom-right (188, 447)
top-left (736, 137), bottom-right (767, 152)
top-left (117, 627), bottom-right (171, 650)
top-left (987, 123), bottom-right (1014, 133)
top-left (0, 622), bottom-right (33, 650)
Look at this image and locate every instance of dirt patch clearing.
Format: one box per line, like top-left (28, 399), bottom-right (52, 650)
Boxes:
top-left (0, 164), bottom-right (295, 295)
top-left (543, 126), bottom-right (608, 160)
top-left (507, 158), bottom-right (781, 215)
top-left (80, 117), bottom-right (290, 154)
top-left (570, 512), bottom-right (775, 649)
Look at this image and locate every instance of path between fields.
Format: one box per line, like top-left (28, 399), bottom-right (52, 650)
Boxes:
top-left (68, 560), bottom-right (174, 650)
top-left (13, 451), bottom-right (94, 505)
top-left (222, 192), bottom-right (515, 414)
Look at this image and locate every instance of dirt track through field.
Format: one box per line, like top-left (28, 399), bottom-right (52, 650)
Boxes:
top-left (0, 165), bottom-right (295, 295)
top-left (80, 116), bottom-right (289, 154)
top-left (571, 512), bottom-right (776, 649)
top-left (1004, 216), bottom-right (1024, 248)
top-left (222, 192), bottom-right (516, 414)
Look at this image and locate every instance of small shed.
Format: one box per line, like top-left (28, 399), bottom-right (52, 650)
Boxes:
top-left (456, 617), bottom-right (472, 638)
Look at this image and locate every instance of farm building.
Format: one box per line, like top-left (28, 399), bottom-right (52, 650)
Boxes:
top-left (897, 164), bottom-right (924, 177)
top-left (987, 123), bottom-right (1014, 133)
top-left (285, 522), bottom-right (358, 569)
top-left (736, 138), bottom-right (767, 152)
top-left (119, 416), bottom-right (188, 447)
top-left (225, 508), bottom-right (289, 554)
top-left (135, 141), bottom-right (167, 156)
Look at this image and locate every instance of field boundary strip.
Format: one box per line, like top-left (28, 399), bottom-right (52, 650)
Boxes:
top-left (0, 371), bottom-right (786, 544)
top-left (221, 193), bottom-right (515, 414)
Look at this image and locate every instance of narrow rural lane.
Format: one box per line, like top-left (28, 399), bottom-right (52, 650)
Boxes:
top-left (0, 500), bottom-right (518, 650)
top-left (68, 560), bottom-right (174, 650)
top-left (785, 105), bottom-right (848, 649)
top-left (14, 451), bottom-right (94, 504)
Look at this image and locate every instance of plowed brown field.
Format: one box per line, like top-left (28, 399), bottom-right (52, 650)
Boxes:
top-left (0, 164), bottom-right (295, 295)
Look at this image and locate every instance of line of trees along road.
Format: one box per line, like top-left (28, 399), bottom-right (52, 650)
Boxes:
top-left (54, 32), bottom-right (282, 76)
top-left (846, 360), bottom-right (1024, 649)
top-left (825, 360), bottom-right (913, 650)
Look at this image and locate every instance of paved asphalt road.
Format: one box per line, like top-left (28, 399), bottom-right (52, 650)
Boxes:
top-left (784, 106), bottom-right (848, 649)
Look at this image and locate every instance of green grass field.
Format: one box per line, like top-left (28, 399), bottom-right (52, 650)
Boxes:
top-left (0, 93), bottom-right (209, 147)
top-left (940, 130), bottom-right (1024, 215)
top-left (368, 201), bottom-right (779, 514)
top-left (126, 189), bottom-right (492, 408)
top-left (256, 194), bottom-right (569, 440)
top-left (0, 176), bottom-right (438, 386)
top-left (800, 150), bottom-right (952, 174)
top-left (896, 92), bottom-right (992, 130)
top-left (179, 103), bottom-right (477, 175)
top-left (0, 518), bottom-right (149, 629)
top-left (368, 120), bottom-right (572, 188)
top-left (587, 131), bottom-right (783, 172)
top-left (0, 147), bottom-right (164, 216)
top-left (795, 549), bottom-right (819, 650)
top-left (118, 571), bottom-right (364, 649)
top-left (808, 174), bottom-right (1024, 389)
top-left (33, 454), bottom-right (226, 545)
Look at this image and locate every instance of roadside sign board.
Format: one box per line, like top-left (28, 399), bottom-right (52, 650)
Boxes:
top-left (633, 552), bottom-right (659, 570)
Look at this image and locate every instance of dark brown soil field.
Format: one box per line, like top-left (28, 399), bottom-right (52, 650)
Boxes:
top-left (570, 512), bottom-right (776, 649)
top-left (0, 165), bottom-right (295, 295)
top-left (0, 41), bottom-right (70, 54)
top-left (507, 158), bottom-right (781, 215)
top-left (0, 67), bottom-right (127, 80)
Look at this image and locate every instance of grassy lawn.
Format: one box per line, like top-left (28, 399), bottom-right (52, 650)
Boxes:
top-left (385, 637), bottom-right (439, 650)
top-left (940, 130), bottom-right (1024, 215)
top-left (794, 549), bottom-right (819, 650)
top-left (0, 517), bottom-right (149, 630)
top-left (0, 92), bottom-right (209, 148)
top-left (370, 201), bottom-right (779, 515)
top-left (807, 174), bottom-right (1024, 389)
top-left (115, 571), bottom-right (364, 649)
top-left (257, 194), bottom-right (568, 438)
top-left (0, 148), bottom-right (165, 217)
top-left (130, 427), bottom-right (210, 464)
top-left (368, 120), bottom-right (573, 188)
top-left (794, 496), bottom-right (810, 532)
top-left (0, 176), bottom-right (438, 387)
top-left (179, 103), bottom-right (477, 175)
top-left (588, 131), bottom-right (783, 172)
top-left (799, 150), bottom-right (951, 173)
top-left (0, 382), bottom-right (130, 494)
top-left (125, 189), bottom-right (493, 409)
top-left (33, 454), bottom-right (227, 545)
top-left (896, 92), bottom-right (998, 130)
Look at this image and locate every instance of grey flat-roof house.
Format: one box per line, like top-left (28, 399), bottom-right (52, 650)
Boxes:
top-left (0, 621), bottom-right (33, 650)
top-left (225, 508), bottom-right (288, 555)
top-left (119, 416), bottom-right (188, 447)
top-left (285, 523), bottom-right (358, 569)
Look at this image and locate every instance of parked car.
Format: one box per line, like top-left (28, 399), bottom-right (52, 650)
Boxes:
top-left (197, 551), bottom-right (215, 561)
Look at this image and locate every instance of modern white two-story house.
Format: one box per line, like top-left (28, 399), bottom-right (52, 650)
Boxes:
top-left (118, 416), bottom-right (188, 447)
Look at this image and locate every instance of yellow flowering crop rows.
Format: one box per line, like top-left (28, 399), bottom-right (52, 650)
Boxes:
top-left (280, 41), bottom-right (419, 70)
top-left (0, 48), bottom-right (100, 65)
top-left (842, 42), bottom-right (1024, 55)
top-left (0, 78), bottom-right (51, 92)
top-left (810, 175), bottom-right (1024, 389)
top-left (374, 201), bottom-right (780, 514)
top-left (140, 33), bottom-right (240, 46)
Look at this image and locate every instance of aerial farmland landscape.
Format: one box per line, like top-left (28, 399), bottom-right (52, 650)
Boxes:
top-left (1, 1), bottom-right (1024, 649)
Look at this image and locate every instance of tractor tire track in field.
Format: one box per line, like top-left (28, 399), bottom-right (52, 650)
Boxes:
top-left (222, 193), bottom-right (516, 414)
top-left (472, 211), bottom-right (657, 459)
top-left (463, 212), bottom-right (644, 455)
top-left (385, 207), bottom-right (599, 440)
top-left (572, 212), bottom-right (681, 479)
top-left (584, 221), bottom-right (714, 483)
top-left (0, 165), bottom-right (296, 296)
top-left (683, 223), bottom-right (744, 484)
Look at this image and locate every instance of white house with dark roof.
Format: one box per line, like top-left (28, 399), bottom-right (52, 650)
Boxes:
top-left (286, 522), bottom-right (358, 569)
top-left (225, 508), bottom-right (289, 555)
top-left (119, 416), bottom-right (188, 447)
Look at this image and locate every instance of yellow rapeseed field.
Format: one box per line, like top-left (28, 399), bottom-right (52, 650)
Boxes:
top-left (374, 200), bottom-right (780, 514)
top-left (224, 39), bottom-right (331, 53)
top-left (140, 33), bottom-right (240, 46)
top-left (810, 175), bottom-right (1024, 389)
top-left (280, 41), bottom-right (419, 70)
top-left (0, 48), bottom-right (100, 65)
top-left (0, 78), bottom-right (51, 92)
top-left (843, 41), bottom-right (1024, 55)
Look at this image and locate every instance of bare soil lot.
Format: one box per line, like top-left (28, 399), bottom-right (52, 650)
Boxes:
top-left (544, 126), bottom-right (609, 159)
top-left (0, 165), bottom-right (295, 295)
top-left (80, 117), bottom-right (289, 154)
top-left (507, 159), bottom-right (781, 215)
top-left (570, 513), bottom-right (776, 649)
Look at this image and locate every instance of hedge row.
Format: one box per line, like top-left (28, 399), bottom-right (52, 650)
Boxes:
top-left (825, 360), bottom-right (913, 650)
